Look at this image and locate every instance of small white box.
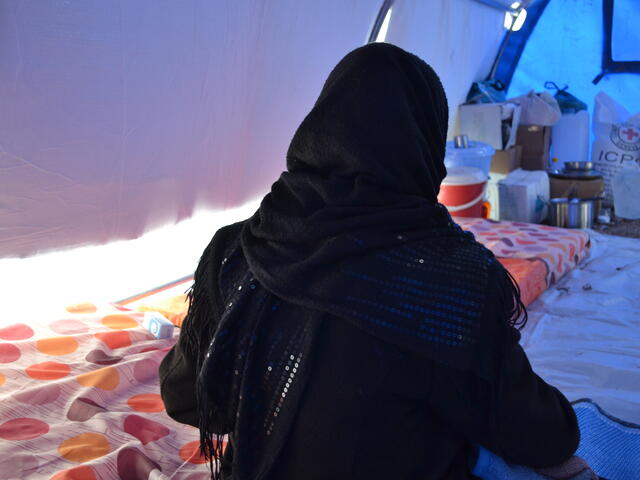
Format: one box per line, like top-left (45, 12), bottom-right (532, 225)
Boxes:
top-left (498, 169), bottom-right (550, 224)
top-left (142, 312), bottom-right (175, 339)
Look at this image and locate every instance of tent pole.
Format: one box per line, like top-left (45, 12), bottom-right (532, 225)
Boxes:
top-left (367, 0), bottom-right (395, 44)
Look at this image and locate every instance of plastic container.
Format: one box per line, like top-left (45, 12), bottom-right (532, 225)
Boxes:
top-left (612, 170), bottom-right (640, 219)
top-left (445, 135), bottom-right (495, 179)
top-left (438, 166), bottom-right (488, 218)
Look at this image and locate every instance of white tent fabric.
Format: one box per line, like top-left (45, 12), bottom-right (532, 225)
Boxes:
top-left (0, 0), bottom-right (504, 258)
top-left (0, 200), bottom-right (260, 322)
top-left (522, 231), bottom-right (640, 424)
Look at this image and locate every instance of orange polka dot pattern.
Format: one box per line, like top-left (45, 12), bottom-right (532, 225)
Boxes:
top-left (37, 337), bottom-right (79, 356)
top-left (101, 314), bottom-right (139, 330)
top-left (0, 302), bottom-right (207, 479)
top-left (127, 393), bottom-right (165, 413)
top-left (58, 433), bottom-right (110, 462)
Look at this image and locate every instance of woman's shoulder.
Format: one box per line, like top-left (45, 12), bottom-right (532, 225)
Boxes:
top-left (198, 220), bottom-right (248, 267)
top-left (212, 220), bottom-right (247, 246)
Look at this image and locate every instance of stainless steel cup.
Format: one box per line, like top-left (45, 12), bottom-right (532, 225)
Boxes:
top-left (549, 198), bottom-right (570, 227)
top-left (567, 198), bottom-right (581, 228)
top-left (550, 198), bottom-right (596, 228)
top-left (577, 199), bottom-right (594, 228)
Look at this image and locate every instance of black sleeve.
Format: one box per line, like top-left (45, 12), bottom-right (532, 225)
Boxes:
top-left (159, 222), bottom-right (243, 427)
top-left (158, 260), bottom-right (219, 428)
top-left (426, 266), bottom-right (580, 468)
top-left (159, 340), bottom-right (200, 427)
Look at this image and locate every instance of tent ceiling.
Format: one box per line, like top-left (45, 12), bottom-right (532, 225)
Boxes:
top-left (508, 0), bottom-right (640, 115)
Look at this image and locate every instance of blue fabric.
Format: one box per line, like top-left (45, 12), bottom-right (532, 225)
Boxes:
top-left (472, 447), bottom-right (596, 480)
top-left (472, 446), bottom-right (546, 480)
top-left (573, 400), bottom-right (640, 480)
top-left (473, 400), bottom-right (640, 480)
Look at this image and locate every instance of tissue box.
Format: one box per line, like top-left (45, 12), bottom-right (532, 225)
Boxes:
top-left (498, 169), bottom-right (550, 223)
top-left (142, 312), bottom-right (175, 339)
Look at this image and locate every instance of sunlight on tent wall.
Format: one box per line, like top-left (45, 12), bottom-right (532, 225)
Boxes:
top-left (0, 1), bottom-right (377, 258)
top-left (0, 0), bottom-right (505, 259)
top-left (0, 200), bottom-right (261, 326)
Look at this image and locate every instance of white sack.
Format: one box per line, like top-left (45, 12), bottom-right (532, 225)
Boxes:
top-left (612, 170), bottom-right (640, 219)
top-left (508, 90), bottom-right (562, 126)
top-left (591, 92), bottom-right (640, 206)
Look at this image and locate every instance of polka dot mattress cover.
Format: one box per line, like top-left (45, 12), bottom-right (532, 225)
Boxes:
top-left (457, 219), bottom-right (591, 286)
top-left (0, 222), bottom-right (589, 479)
top-left (0, 303), bottom-right (209, 480)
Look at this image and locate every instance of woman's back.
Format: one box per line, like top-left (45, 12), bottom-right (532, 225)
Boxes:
top-left (267, 317), bottom-right (471, 479)
top-left (159, 43), bottom-right (579, 479)
top-left (161, 225), bottom-right (579, 479)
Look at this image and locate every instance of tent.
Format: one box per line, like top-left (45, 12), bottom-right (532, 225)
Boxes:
top-left (0, 1), bottom-right (638, 478)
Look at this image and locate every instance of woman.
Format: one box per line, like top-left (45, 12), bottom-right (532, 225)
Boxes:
top-left (159, 43), bottom-right (580, 479)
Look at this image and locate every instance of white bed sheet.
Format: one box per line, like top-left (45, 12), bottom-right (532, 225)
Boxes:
top-left (522, 231), bottom-right (640, 424)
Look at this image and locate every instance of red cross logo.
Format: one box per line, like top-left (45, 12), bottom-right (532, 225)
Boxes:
top-left (621, 127), bottom-right (639, 141)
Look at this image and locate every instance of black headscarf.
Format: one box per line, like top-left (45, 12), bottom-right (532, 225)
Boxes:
top-left (242, 42), bottom-right (451, 300)
top-left (187, 43), bottom-right (526, 480)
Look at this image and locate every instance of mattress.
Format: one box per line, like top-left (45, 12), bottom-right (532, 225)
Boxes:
top-left (0, 303), bottom-right (206, 480)
top-left (127, 219), bottom-right (591, 323)
top-left (0, 221), bottom-right (599, 479)
top-left (496, 257), bottom-right (548, 307)
top-left (458, 218), bottom-right (590, 285)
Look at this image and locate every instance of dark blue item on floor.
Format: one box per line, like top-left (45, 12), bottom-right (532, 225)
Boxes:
top-left (573, 399), bottom-right (640, 480)
top-left (473, 400), bottom-right (639, 480)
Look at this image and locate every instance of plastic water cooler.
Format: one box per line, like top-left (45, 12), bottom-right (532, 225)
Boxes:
top-left (551, 110), bottom-right (590, 169)
top-left (444, 135), bottom-right (494, 178)
top-left (440, 136), bottom-right (494, 218)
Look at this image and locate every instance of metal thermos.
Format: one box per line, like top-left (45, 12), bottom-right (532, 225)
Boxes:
top-left (550, 199), bottom-right (569, 228)
top-left (549, 198), bottom-right (595, 228)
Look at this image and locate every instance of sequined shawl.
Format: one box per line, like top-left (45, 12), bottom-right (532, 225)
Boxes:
top-left (184, 43), bottom-right (526, 480)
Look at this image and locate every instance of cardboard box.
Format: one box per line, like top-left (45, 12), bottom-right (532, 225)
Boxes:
top-left (549, 176), bottom-right (604, 199)
top-left (517, 125), bottom-right (551, 171)
top-left (458, 102), bottom-right (521, 150)
top-left (491, 145), bottom-right (522, 175)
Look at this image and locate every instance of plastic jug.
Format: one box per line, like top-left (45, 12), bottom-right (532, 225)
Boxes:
top-left (612, 170), bottom-right (640, 219)
top-left (551, 110), bottom-right (590, 169)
